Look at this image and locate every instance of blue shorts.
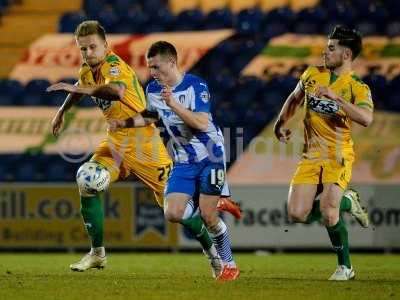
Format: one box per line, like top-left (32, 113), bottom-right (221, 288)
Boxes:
top-left (165, 159), bottom-right (225, 197)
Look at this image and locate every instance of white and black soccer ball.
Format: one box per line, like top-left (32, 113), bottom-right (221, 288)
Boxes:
top-left (76, 162), bottom-right (110, 194)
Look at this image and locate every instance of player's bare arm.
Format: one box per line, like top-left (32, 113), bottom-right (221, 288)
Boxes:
top-left (315, 85), bottom-right (373, 127)
top-left (50, 83), bottom-right (84, 137)
top-left (108, 110), bottom-right (159, 132)
top-left (47, 82), bottom-right (125, 102)
top-left (161, 85), bottom-right (208, 131)
top-left (273, 83), bottom-right (305, 143)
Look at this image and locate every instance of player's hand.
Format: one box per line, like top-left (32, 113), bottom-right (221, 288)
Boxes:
top-left (108, 119), bottom-right (126, 132)
top-left (51, 110), bottom-right (64, 137)
top-left (273, 120), bottom-right (292, 143)
top-left (314, 86), bottom-right (338, 101)
top-left (46, 82), bottom-right (77, 94)
top-left (161, 85), bottom-right (173, 106)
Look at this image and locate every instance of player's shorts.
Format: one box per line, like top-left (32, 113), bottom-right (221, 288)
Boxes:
top-left (291, 158), bottom-right (353, 190)
top-left (91, 135), bottom-right (172, 207)
top-left (165, 158), bottom-right (225, 198)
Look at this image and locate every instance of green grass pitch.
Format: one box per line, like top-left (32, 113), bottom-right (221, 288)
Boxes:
top-left (1, 253), bottom-right (399, 300)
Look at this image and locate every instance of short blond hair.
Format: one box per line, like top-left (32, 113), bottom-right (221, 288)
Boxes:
top-left (74, 20), bottom-right (106, 40)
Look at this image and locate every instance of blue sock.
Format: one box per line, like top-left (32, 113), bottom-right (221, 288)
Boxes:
top-left (208, 219), bottom-right (235, 266)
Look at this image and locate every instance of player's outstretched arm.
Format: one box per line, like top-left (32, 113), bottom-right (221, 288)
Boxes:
top-left (108, 110), bottom-right (159, 132)
top-left (273, 83), bottom-right (305, 143)
top-left (47, 82), bottom-right (125, 102)
top-left (49, 83), bottom-right (84, 137)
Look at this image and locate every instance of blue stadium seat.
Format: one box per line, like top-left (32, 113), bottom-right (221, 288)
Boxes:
top-left (46, 163), bottom-right (69, 181)
top-left (362, 74), bottom-right (387, 109)
top-left (264, 7), bottom-right (295, 25)
top-left (0, 79), bottom-right (24, 98)
top-left (389, 75), bottom-right (400, 92)
top-left (385, 21), bottom-right (400, 38)
top-left (173, 9), bottom-right (204, 31)
top-left (204, 9), bottom-right (233, 30)
top-left (20, 93), bottom-right (46, 106)
top-left (262, 22), bottom-right (288, 38)
top-left (58, 77), bottom-right (78, 85)
top-left (47, 91), bottom-right (67, 106)
top-left (0, 94), bottom-right (15, 105)
top-left (354, 21), bottom-right (378, 36)
top-left (77, 96), bottom-right (95, 107)
top-left (25, 79), bottom-right (51, 93)
top-left (235, 8), bottom-right (263, 35)
top-left (143, 0), bottom-right (167, 14)
top-left (97, 9), bottom-right (119, 33)
top-left (59, 12), bottom-right (88, 33)
top-left (84, 0), bottom-right (106, 17)
top-left (15, 161), bottom-right (38, 181)
top-left (293, 21), bottom-right (318, 34)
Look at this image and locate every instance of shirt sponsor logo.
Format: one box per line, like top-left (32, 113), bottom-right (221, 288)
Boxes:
top-left (109, 66), bottom-right (120, 76)
top-left (307, 94), bottom-right (340, 116)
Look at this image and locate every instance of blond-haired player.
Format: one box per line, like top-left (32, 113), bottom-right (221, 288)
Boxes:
top-left (47, 21), bottom-right (240, 273)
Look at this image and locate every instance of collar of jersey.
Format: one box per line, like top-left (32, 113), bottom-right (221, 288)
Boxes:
top-left (170, 73), bottom-right (186, 90)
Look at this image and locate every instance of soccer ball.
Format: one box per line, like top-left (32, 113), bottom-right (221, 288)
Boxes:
top-left (76, 162), bottom-right (110, 194)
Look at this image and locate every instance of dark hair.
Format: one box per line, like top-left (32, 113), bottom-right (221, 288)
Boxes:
top-left (146, 41), bottom-right (177, 63)
top-left (329, 25), bottom-right (362, 60)
top-left (75, 20), bottom-right (106, 41)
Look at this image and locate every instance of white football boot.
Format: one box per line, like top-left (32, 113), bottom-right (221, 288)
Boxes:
top-left (328, 265), bottom-right (355, 281)
top-left (70, 253), bottom-right (107, 272)
top-left (343, 189), bottom-right (369, 228)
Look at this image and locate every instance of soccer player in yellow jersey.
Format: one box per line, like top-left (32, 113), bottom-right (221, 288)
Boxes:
top-left (273, 25), bottom-right (373, 280)
top-left (47, 20), bottom-right (173, 271)
top-left (47, 21), bottom-right (241, 272)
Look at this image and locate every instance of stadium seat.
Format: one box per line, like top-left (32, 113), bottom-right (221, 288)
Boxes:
top-left (199, 0), bottom-right (228, 13)
top-left (385, 21), bottom-right (400, 38)
top-left (354, 21), bottom-right (378, 36)
top-left (15, 161), bottom-right (38, 181)
top-left (235, 8), bottom-right (263, 35)
top-left (169, 0), bottom-right (199, 15)
top-left (204, 8), bottom-right (233, 29)
top-left (264, 7), bottom-right (295, 24)
top-left (46, 163), bottom-right (70, 181)
top-left (0, 79), bottom-right (24, 98)
top-left (20, 93), bottom-right (46, 106)
top-left (25, 79), bottom-right (51, 93)
top-left (59, 11), bottom-right (88, 33)
top-left (0, 94), bottom-right (14, 106)
top-left (228, 0), bottom-right (258, 13)
top-left (293, 21), bottom-right (318, 34)
top-left (290, 0), bottom-right (319, 12)
top-left (259, 0), bottom-right (289, 12)
top-left (362, 74), bottom-right (387, 110)
top-left (173, 9), bottom-right (204, 31)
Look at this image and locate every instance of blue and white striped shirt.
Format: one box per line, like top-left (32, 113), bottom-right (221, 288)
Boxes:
top-left (146, 73), bottom-right (225, 164)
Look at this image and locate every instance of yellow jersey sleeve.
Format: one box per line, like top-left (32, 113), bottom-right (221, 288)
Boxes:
top-left (100, 55), bottom-right (146, 113)
top-left (299, 66), bottom-right (319, 91)
top-left (352, 80), bottom-right (374, 111)
top-left (78, 65), bottom-right (91, 86)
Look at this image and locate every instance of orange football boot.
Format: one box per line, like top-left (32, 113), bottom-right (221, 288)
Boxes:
top-left (216, 265), bottom-right (240, 281)
top-left (217, 196), bottom-right (243, 219)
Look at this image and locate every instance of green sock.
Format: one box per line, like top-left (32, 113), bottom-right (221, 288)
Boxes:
top-left (326, 217), bottom-right (351, 268)
top-left (180, 215), bottom-right (213, 250)
top-left (340, 195), bottom-right (352, 212)
top-left (306, 195), bottom-right (352, 223)
top-left (80, 195), bottom-right (104, 248)
top-left (306, 200), bottom-right (322, 223)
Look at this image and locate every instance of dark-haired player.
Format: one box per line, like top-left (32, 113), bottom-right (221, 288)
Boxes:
top-left (273, 25), bottom-right (373, 280)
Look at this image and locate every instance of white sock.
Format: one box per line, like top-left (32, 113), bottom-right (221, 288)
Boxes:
top-left (204, 244), bottom-right (219, 258)
top-left (90, 246), bottom-right (105, 257)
